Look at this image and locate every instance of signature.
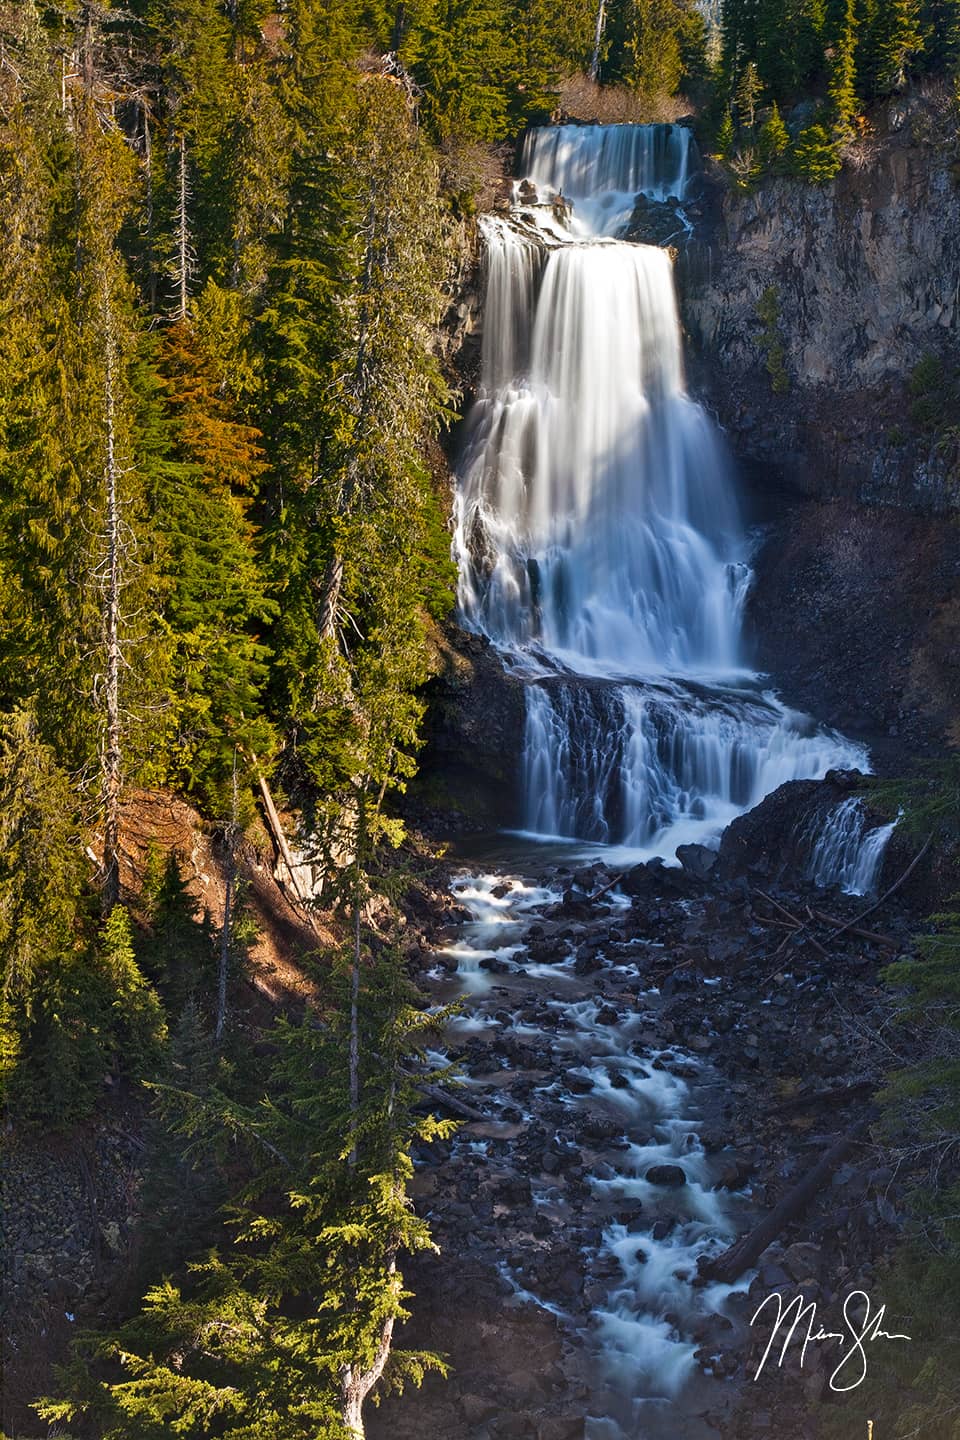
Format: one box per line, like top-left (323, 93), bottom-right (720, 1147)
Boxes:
top-left (750, 1290), bottom-right (911, 1392)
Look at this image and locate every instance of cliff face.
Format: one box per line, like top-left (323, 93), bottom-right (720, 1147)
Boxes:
top-left (679, 95), bottom-right (960, 759)
top-left (684, 92), bottom-right (960, 514)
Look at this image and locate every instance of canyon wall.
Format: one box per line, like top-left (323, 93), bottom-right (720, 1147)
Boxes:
top-left (680, 93), bottom-right (960, 759)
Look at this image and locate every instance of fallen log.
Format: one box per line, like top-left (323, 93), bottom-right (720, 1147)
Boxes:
top-left (810, 910), bottom-right (898, 949)
top-left (406, 1074), bottom-right (487, 1123)
top-left (698, 1119), bottom-right (870, 1284)
top-left (589, 871), bottom-right (626, 903)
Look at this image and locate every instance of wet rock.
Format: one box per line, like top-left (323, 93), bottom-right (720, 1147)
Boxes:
top-left (676, 843), bottom-right (719, 880)
top-left (645, 1164), bottom-right (687, 1188)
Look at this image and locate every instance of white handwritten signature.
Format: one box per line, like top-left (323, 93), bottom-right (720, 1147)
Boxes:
top-left (750, 1291), bottom-right (911, 1392)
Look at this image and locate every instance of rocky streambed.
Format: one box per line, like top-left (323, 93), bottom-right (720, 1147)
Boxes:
top-left (374, 836), bottom-right (920, 1440)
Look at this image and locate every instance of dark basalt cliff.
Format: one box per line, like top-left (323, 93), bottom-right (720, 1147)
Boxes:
top-left (679, 94), bottom-right (960, 761)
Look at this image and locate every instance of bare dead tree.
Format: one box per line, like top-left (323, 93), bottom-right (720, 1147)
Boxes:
top-left (590, 0), bottom-right (607, 81)
top-left (174, 131), bottom-right (195, 322)
top-left (100, 288), bottom-right (122, 910)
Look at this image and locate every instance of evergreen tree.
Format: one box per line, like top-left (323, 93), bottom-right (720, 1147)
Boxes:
top-left (828, 0), bottom-right (860, 140)
top-left (138, 848), bottom-right (214, 1002)
top-left (862, 0), bottom-right (924, 91)
top-left (734, 57), bottom-right (762, 127)
top-left (790, 121), bottom-right (843, 180)
top-left (758, 101), bottom-right (790, 164)
top-left (41, 957), bottom-right (455, 1439)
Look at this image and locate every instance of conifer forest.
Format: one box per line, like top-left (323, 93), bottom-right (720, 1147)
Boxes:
top-left (3, 2), bottom-right (960, 1439)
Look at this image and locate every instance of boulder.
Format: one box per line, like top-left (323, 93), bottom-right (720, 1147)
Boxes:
top-left (645, 1164), bottom-right (687, 1188)
top-left (676, 842), bottom-right (719, 880)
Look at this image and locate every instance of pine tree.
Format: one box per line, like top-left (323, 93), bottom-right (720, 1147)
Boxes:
top-left (758, 101), bottom-right (790, 164)
top-left (790, 121), bottom-right (843, 180)
top-left (41, 957), bottom-right (455, 1438)
top-left (864, 0), bottom-right (923, 91)
top-left (138, 849), bottom-right (214, 1003)
top-left (735, 58), bottom-right (762, 128)
top-left (716, 106), bottom-right (736, 156)
top-left (828, 0), bottom-right (860, 140)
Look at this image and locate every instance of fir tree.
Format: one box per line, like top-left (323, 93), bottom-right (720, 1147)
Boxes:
top-left (863, 0), bottom-right (924, 91)
top-left (828, 0), bottom-right (860, 140)
top-left (41, 956), bottom-right (455, 1438)
top-left (790, 121), bottom-right (843, 181)
top-left (758, 101), bottom-right (790, 165)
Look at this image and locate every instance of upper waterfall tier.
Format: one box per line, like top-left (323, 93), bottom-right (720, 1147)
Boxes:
top-left (455, 218), bottom-right (746, 675)
top-left (517, 123), bottom-right (697, 236)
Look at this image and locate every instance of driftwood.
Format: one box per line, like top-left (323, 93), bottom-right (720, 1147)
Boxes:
top-left (809, 910), bottom-right (897, 949)
top-left (699, 1119), bottom-right (869, 1284)
top-left (755, 891), bottom-right (831, 961)
top-left (589, 871), bottom-right (626, 903)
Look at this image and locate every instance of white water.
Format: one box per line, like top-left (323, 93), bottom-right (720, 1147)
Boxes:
top-left (454, 122), bottom-right (868, 858)
top-left (806, 796), bottom-right (898, 896)
top-left (518, 122), bottom-right (697, 238)
top-left (432, 871), bottom-right (751, 1439)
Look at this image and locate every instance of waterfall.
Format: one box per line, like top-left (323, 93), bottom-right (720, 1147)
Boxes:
top-left (806, 797), bottom-right (898, 896)
top-left (454, 123), bottom-right (868, 857)
top-left (517, 123), bottom-right (697, 236)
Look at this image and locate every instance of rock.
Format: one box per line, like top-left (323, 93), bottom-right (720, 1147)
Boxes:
top-left (623, 193), bottom-right (688, 247)
top-left (537, 1419), bottom-right (586, 1440)
top-left (782, 1242), bottom-right (822, 1283)
top-left (462, 1395), bottom-right (499, 1425)
top-left (676, 843), bottom-right (718, 880)
top-left (645, 1164), bottom-right (687, 1188)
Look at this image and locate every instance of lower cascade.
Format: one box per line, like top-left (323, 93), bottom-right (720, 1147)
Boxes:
top-left (453, 121), bottom-right (868, 859)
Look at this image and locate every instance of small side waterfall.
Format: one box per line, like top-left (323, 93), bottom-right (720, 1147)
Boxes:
top-left (453, 121), bottom-right (868, 859)
top-left (806, 797), bottom-right (898, 896)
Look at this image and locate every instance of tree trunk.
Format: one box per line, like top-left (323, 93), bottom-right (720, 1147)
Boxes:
top-left (176, 132), bottom-right (191, 322)
top-left (101, 293), bottom-right (121, 911)
top-left (590, 0), bottom-right (607, 79)
top-left (216, 753), bottom-right (238, 1043)
top-left (317, 551), bottom-right (345, 644)
top-left (142, 102), bottom-right (158, 312)
top-left (340, 1259), bottom-right (398, 1437)
top-left (699, 1120), bottom-right (869, 1284)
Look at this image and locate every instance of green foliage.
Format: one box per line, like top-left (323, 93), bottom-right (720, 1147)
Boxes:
top-left (906, 352), bottom-right (960, 483)
top-left (789, 122), bottom-right (842, 181)
top-left (758, 101), bottom-right (790, 163)
top-left (716, 107), bottom-right (735, 156)
top-left (755, 286), bottom-right (790, 393)
top-left (137, 849), bottom-right (215, 1004)
top-left (828, 0), bottom-right (860, 139)
top-left (866, 758), bottom-right (960, 839)
top-left (41, 949), bottom-right (457, 1437)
